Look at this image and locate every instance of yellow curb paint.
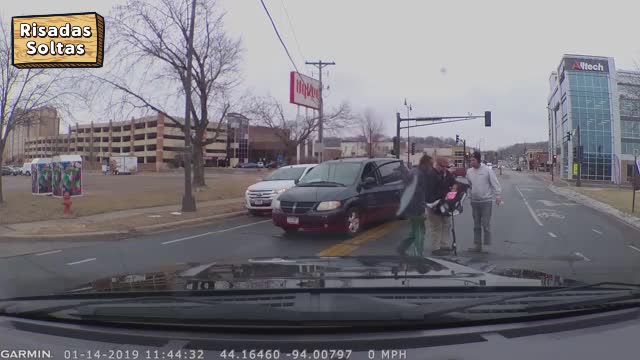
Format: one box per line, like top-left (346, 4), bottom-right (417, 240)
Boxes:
top-left (318, 220), bottom-right (405, 256)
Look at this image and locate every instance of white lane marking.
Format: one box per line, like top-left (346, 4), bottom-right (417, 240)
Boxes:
top-left (161, 220), bottom-right (271, 245)
top-left (548, 232), bottom-right (557, 238)
top-left (628, 245), bottom-right (640, 253)
top-left (575, 252), bottom-right (591, 262)
top-left (66, 258), bottom-right (97, 266)
top-left (515, 186), bottom-right (544, 227)
top-left (592, 229), bottom-right (603, 235)
top-left (34, 250), bottom-right (62, 256)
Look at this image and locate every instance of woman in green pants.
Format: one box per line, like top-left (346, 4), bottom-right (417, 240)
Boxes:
top-left (396, 154), bottom-right (433, 256)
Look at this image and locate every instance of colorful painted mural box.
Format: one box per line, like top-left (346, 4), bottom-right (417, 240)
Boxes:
top-left (52, 155), bottom-right (83, 197)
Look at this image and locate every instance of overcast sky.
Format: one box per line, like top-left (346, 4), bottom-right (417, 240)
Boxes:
top-left (4, 0), bottom-right (640, 150)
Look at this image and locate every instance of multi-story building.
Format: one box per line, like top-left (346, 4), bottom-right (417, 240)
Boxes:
top-left (548, 54), bottom-right (640, 183)
top-left (2, 107), bottom-right (59, 164)
top-left (24, 112), bottom-right (228, 171)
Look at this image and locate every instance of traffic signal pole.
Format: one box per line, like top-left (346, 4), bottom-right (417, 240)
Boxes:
top-left (395, 112), bottom-right (491, 163)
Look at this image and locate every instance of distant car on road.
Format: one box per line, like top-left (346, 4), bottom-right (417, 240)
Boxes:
top-left (1, 166), bottom-right (13, 176)
top-left (257, 161), bottom-right (265, 168)
top-left (245, 164), bottom-right (317, 215)
top-left (272, 158), bottom-right (407, 237)
top-left (266, 161), bottom-right (279, 169)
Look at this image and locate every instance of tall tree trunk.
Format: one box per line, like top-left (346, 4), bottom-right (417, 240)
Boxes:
top-left (0, 142), bottom-right (4, 204)
top-left (192, 142), bottom-right (206, 187)
top-left (0, 172), bottom-right (4, 205)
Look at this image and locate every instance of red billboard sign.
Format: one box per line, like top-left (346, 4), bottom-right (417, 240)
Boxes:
top-left (289, 71), bottom-right (320, 110)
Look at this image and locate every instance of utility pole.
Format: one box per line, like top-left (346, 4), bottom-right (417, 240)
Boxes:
top-left (305, 60), bottom-right (335, 163)
top-left (181, 0), bottom-right (197, 212)
top-left (576, 125), bottom-right (582, 187)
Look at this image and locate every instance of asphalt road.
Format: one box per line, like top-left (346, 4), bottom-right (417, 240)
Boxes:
top-left (2, 169), bottom-right (640, 298)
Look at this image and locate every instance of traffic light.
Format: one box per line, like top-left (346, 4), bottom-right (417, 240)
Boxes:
top-left (411, 142), bottom-right (416, 155)
top-left (455, 134), bottom-right (459, 144)
top-left (566, 131), bottom-right (572, 141)
top-left (553, 154), bottom-right (557, 164)
top-left (484, 111), bottom-right (491, 127)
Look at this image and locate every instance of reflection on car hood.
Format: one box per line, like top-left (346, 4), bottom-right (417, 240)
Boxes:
top-left (278, 186), bottom-right (353, 202)
top-left (247, 180), bottom-right (295, 191)
top-left (64, 256), bottom-right (584, 294)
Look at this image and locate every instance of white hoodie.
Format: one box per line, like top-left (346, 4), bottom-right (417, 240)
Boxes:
top-left (466, 164), bottom-right (502, 202)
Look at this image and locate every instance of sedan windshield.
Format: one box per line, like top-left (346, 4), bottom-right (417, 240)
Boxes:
top-left (298, 163), bottom-right (362, 186)
top-left (264, 167), bottom-right (306, 181)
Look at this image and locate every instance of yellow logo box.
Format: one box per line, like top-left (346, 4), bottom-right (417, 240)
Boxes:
top-left (12, 12), bottom-right (104, 68)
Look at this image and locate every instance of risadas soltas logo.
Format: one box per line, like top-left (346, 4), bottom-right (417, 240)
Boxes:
top-left (11, 12), bottom-right (104, 68)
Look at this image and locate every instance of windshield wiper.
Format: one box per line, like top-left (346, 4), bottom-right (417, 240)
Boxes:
top-left (411, 282), bottom-right (640, 319)
top-left (297, 181), bottom-right (345, 187)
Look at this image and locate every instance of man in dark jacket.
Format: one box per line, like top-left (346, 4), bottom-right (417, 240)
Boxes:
top-left (396, 154), bottom-right (433, 256)
top-left (425, 156), bottom-right (456, 255)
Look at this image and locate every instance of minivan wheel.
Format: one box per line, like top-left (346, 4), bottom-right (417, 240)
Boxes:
top-left (345, 208), bottom-right (362, 237)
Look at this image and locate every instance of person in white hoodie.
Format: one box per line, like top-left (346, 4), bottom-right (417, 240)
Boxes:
top-left (465, 151), bottom-right (502, 253)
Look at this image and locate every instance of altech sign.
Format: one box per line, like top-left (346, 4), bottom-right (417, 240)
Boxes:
top-left (564, 57), bottom-right (609, 73)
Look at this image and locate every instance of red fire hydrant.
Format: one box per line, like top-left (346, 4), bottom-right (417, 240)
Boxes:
top-left (63, 192), bottom-right (73, 216)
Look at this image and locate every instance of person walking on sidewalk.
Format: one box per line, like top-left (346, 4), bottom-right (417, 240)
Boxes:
top-left (466, 151), bottom-right (502, 253)
top-left (396, 154), bottom-right (433, 257)
top-left (426, 156), bottom-right (456, 256)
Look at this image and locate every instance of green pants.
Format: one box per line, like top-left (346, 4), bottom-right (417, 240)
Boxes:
top-left (396, 215), bottom-right (426, 256)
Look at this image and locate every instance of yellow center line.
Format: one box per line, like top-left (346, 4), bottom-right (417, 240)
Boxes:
top-left (317, 220), bottom-right (406, 257)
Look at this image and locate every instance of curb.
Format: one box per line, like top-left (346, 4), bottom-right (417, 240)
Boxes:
top-left (0, 210), bottom-right (249, 240)
top-left (548, 185), bottom-right (640, 231)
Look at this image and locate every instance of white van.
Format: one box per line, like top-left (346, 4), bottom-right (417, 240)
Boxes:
top-left (21, 163), bottom-right (32, 176)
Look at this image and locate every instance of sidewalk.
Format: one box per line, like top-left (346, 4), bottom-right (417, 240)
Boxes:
top-left (0, 197), bottom-right (247, 239)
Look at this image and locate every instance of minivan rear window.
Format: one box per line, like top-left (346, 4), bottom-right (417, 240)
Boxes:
top-left (298, 162), bottom-right (362, 186)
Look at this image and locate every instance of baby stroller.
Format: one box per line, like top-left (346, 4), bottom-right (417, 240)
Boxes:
top-left (426, 177), bottom-right (470, 256)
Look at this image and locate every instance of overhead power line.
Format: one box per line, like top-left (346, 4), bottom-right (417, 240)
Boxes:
top-left (259, 0), bottom-right (301, 74)
top-left (280, 0), bottom-right (305, 63)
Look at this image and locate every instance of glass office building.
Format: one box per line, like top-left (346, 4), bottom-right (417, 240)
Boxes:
top-left (548, 55), bottom-right (639, 183)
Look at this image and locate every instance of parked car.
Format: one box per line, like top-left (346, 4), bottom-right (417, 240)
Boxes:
top-left (245, 164), bottom-right (317, 215)
top-left (1, 166), bottom-right (13, 176)
top-left (236, 162), bottom-right (259, 169)
top-left (21, 162), bottom-right (32, 176)
top-left (266, 161), bottom-right (279, 169)
top-left (257, 161), bottom-right (265, 168)
top-left (8, 165), bottom-right (21, 175)
top-left (272, 158), bottom-right (407, 236)
top-left (516, 166), bottom-right (522, 171)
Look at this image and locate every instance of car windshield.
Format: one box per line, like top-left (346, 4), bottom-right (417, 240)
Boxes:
top-left (3, 0), bottom-right (640, 335)
top-left (297, 162), bottom-right (361, 186)
top-left (263, 167), bottom-right (306, 181)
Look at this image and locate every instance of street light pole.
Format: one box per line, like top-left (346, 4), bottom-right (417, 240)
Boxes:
top-left (576, 125), bottom-right (582, 187)
top-left (181, 0), bottom-right (197, 212)
top-left (633, 150), bottom-right (638, 213)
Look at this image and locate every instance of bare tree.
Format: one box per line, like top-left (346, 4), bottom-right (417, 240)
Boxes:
top-left (249, 96), bottom-right (352, 163)
top-left (358, 108), bottom-right (384, 157)
top-left (0, 23), bottom-right (75, 204)
top-left (87, 0), bottom-right (242, 187)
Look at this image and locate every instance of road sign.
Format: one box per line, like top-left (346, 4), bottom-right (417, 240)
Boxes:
top-left (573, 163), bottom-right (578, 176)
top-left (277, 154), bottom-right (283, 162)
top-left (546, 161), bottom-right (552, 165)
